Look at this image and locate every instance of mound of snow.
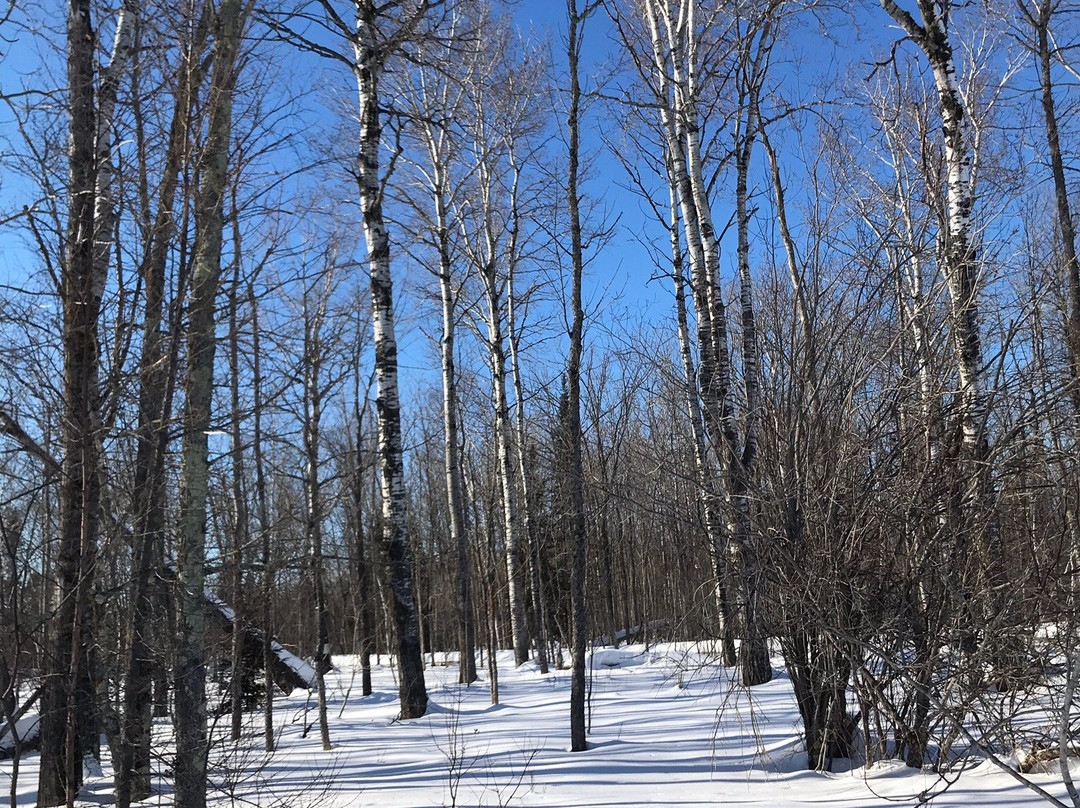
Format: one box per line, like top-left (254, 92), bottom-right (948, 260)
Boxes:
top-left (590, 647), bottom-right (649, 669)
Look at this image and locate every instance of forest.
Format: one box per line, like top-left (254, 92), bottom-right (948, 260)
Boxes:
top-left (2, 0), bottom-right (1080, 806)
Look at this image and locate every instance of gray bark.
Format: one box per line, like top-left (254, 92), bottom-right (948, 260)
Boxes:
top-left (508, 249), bottom-right (548, 674)
top-left (303, 283), bottom-right (332, 751)
top-left (1024, 0), bottom-right (1080, 404)
top-left (117, 9), bottom-right (210, 804)
top-left (174, 2), bottom-right (245, 806)
top-left (227, 232), bottom-right (247, 745)
top-left (38, 2), bottom-right (105, 803)
top-left (249, 286), bottom-right (275, 753)
top-left (350, 394), bottom-right (375, 698)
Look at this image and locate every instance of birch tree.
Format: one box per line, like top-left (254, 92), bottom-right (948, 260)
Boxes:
top-left (399, 12), bottom-right (478, 682)
top-left (614, 0), bottom-right (771, 685)
top-left (879, 0), bottom-right (988, 461)
top-left (283, 0), bottom-right (452, 718)
top-left (453, 22), bottom-right (544, 668)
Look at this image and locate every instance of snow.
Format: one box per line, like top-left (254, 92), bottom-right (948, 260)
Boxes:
top-left (271, 639), bottom-right (317, 689)
top-left (1, 645), bottom-right (1077, 807)
top-left (204, 589), bottom-right (236, 623)
top-left (0, 716), bottom-right (37, 755)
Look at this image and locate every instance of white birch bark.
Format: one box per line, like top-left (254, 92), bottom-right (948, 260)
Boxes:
top-left (664, 152), bottom-right (737, 667)
top-left (507, 210), bottom-right (549, 674)
top-left (880, 0), bottom-right (986, 458)
top-left (641, 0), bottom-right (771, 685)
top-left (481, 242), bottom-right (530, 668)
top-left (406, 20), bottom-right (477, 683)
top-left (91, 0), bottom-right (139, 289)
top-left (454, 50), bottom-right (531, 668)
top-left (352, 0), bottom-right (428, 719)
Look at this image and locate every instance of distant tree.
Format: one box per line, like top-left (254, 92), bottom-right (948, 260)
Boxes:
top-left (399, 9), bottom-right (478, 683)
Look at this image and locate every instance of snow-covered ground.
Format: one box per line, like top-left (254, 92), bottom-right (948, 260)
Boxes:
top-left (2, 644), bottom-right (1075, 807)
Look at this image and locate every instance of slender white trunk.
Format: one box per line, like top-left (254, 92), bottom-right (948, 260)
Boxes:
top-left (303, 286), bottom-right (332, 751)
top-left (881, 0), bottom-right (985, 457)
top-left (481, 263), bottom-right (529, 667)
top-left (507, 228), bottom-right (548, 674)
top-left (642, 0), bottom-right (770, 686)
top-left (434, 191), bottom-right (475, 684)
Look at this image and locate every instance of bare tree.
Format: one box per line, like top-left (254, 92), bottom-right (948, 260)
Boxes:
top-left (38, 0), bottom-right (139, 803)
top-left (453, 23), bottom-right (539, 669)
top-left (614, 0), bottom-right (771, 685)
top-left (302, 259), bottom-right (336, 751)
top-left (879, 0), bottom-right (988, 461)
top-left (566, 0), bottom-right (597, 752)
top-left (174, 1), bottom-right (247, 805)
top-left (399, 11), bottom-right (478, 682)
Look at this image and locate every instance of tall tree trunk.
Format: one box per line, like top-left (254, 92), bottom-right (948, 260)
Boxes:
top-left (665, 152), bottom-right (736, 666)
top-left (504, 135), bottom-right (549, 674)
top-left (174, 2), bottom-right (244, 805)
top-left (508, 261), bottom-right (548, 674)
top-left (353, 1), bottom-right (427, 720)
top-left (481, 264), bottom-right (529, 667)
top-left (641, 0), bottom-right (770, 686)
top-left (437, 223), bottom-right (475, 684)
top-left (38, 2), bottom-right (104, 804)
top-left (880, 0), bottom-right (986, 459)
top-left (1027, 1), bottom-right (1080, 401)
top-left (566, 0), bottom-right (590, 754)
top-left (249, 285), bottom-right (275, 753)
top-left (351, 396), bottom-right (375, 698)
top-left (303, 285), bottom-right (332, 751)
top-left (732, 56), bottom-right (770, 687)
top-left (227, 252), bottom-right (248, 743)
top-left (116, 9), bottom-right (209, 804)
top-left (415, 111), bottom-right (476, 683)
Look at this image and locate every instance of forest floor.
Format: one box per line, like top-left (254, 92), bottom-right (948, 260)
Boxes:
top-left (2, 643), bottom-right (1074, 807)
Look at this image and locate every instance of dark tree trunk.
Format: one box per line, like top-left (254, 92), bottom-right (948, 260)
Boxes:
top-left (566, 0), bottom-right (589, 754)
top-left (303, 286), bottom-right (332, 751)
top-left (38, 3), bottom-right (103, 804)
top-left (116, 10), bottom-right (208, 802)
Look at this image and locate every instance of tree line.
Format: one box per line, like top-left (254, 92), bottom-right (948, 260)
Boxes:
top-left (2, 0), bottom-right (1080, 806)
